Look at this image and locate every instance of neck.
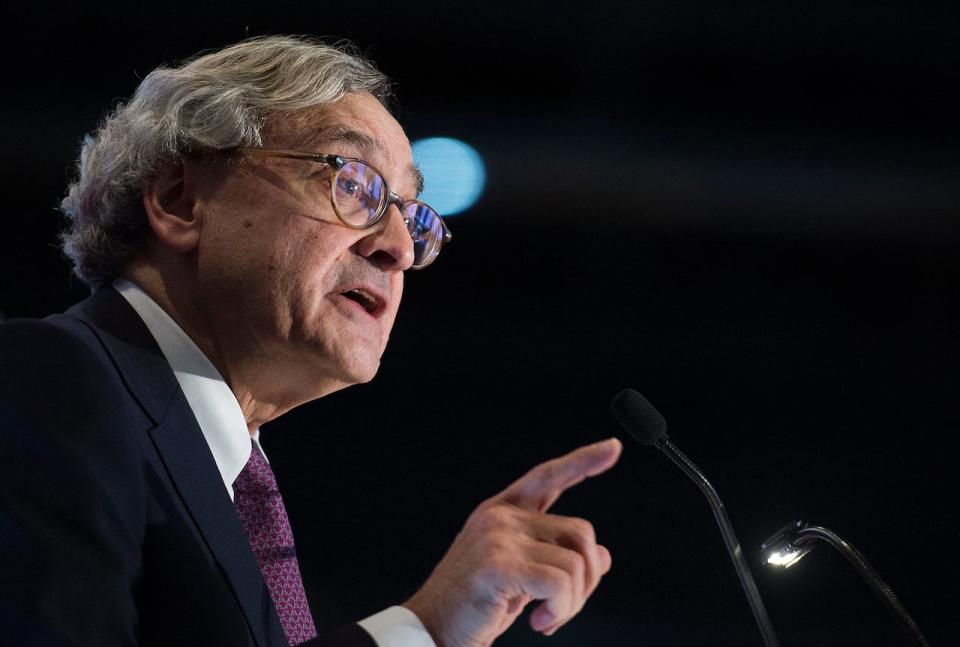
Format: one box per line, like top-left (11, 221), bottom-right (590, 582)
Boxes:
top-left (122, 258), bottom-right (334, 433)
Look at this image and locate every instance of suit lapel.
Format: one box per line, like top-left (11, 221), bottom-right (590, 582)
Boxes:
top-left (62, 288), bottom-right (287, 647)
top-left (149, 403), bottom-right (286, 646)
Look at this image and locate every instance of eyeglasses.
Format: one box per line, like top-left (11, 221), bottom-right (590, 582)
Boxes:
top-left (234, 147), bottom-right (451, 269)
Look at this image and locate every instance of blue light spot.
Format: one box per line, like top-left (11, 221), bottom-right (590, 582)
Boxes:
top-left (412, 137), bottom-right (485, 216)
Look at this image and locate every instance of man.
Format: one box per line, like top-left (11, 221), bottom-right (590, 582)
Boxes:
top-left (0, 36), bottom-right (621, 646)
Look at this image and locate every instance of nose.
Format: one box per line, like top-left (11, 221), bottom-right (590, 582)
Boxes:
top-left (355, 206), bottom-right (415, 272)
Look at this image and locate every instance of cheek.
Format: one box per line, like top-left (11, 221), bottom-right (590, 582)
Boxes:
top-left (274, 230), bottom-right (343, 313)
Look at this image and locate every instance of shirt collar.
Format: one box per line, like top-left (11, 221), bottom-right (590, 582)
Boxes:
top-left (113, 278), bottom-right (264, 500)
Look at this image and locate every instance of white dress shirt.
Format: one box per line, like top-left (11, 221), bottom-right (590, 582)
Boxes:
top-left (114, 279), bottom-right (434, 647)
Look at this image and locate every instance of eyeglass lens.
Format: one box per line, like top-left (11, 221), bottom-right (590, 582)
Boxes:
top-left (403, 203), bottom-right (443, 268)
top-left (332, 160), bottom-right (386, 227)
top-left (332, 160), bottom-right (445, 268)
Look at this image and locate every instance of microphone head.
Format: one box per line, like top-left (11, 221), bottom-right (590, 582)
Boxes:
top-left (610, 389), bottom-right (668, 446)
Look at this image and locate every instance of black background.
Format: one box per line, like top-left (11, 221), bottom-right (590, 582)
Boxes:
top-left (4, 2), bottom-right (959, 645)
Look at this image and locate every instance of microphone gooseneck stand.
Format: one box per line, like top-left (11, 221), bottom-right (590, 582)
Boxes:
top-left (611, 389), bottom-right (780, 647)
top-left (654, 435), bottom-right (781, 647)
top-left (783, 523), bottom-right (930, 647)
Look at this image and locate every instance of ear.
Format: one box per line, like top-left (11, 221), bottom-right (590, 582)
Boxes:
top-left (142, 161), bottom-right (202, 253)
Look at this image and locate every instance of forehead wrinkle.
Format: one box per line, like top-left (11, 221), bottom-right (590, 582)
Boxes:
top-left (307, 127), bottom-right (384, 160)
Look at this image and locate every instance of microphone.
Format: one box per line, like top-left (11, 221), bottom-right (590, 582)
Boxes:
top-left (611, 389), bottom-right (781, 647)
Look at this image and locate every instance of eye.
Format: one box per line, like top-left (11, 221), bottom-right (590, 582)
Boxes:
top-left (337, 176), bottom-right (365, 199)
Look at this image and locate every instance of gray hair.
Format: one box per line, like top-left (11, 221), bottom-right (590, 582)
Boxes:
top-left (60, 35), bottom-right (391, 289)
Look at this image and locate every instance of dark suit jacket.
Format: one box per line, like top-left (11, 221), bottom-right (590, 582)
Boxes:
top-left (0, 288), bottom-right (376, 647)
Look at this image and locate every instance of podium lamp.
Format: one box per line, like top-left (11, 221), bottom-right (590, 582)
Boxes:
top-left (761, 520), bottom-right (929, 647)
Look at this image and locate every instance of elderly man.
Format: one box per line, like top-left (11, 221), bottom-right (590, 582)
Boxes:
top-left (0, 36), bottom-right (621, 647)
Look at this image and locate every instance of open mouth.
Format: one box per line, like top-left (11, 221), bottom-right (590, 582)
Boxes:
top-left (339, 288), bottom-right (382, 316)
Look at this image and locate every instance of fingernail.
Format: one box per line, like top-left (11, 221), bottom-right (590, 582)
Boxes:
top-left (594, 437), bottom-right (621, 450)
top-left (531, 608), bottom-right (556, 631)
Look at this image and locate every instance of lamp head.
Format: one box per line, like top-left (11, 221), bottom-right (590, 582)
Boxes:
top-left (761, 520), bottom-right (815, 569)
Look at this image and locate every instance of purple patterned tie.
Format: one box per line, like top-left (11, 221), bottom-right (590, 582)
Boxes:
top-left (234, 442), bottom-right (318, 645)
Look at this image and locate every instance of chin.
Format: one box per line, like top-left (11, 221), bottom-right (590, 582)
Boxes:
top-left (339, 337), bottom-right (388, 384)
top-left (347, 358), bottom-right (382, 385)
top-left (323, 351), bottom-right (383, 390)
top-left (314, 363), bottom-right (380, 399)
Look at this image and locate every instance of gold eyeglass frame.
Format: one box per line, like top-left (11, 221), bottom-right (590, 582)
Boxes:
top-left (233, 146), bottom-right (452, 269)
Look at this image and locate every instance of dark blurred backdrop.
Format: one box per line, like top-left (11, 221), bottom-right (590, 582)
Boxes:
top-left (4, 2), bottom-right (959, 645)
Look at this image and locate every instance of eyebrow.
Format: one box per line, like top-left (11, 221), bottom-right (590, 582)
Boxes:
top-left (410, 164), bottom-right (425, 197)
top-left (309, 127), bottom-right (425, 196)
top-left (315, 127), bottom-right (380, 156)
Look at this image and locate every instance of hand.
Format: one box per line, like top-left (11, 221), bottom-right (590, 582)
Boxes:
top-left (403, 438), bottom-right (623, 647)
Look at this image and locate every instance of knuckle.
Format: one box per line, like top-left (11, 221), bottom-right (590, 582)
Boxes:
top-left (529, 460), bottom-right (557, 490)
top-left (545, 565), bottom-right (574, 594)
top-left (567, 518), bottom-right (596, 545)
top-left (471, 502), bottom-right (513, 532)
top-left (539, 459), bottom-right (559, 480)
top-left (565, 550), bottom-right (586, 581)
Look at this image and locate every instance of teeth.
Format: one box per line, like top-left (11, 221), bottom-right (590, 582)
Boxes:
top-left (349, 289), bottom-right (375, 305)
top-left (344, 288), bottom-right (377, 312)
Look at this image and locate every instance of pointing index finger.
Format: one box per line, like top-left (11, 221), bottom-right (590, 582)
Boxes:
top-left (499, 438), bottom-right (622, 512)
